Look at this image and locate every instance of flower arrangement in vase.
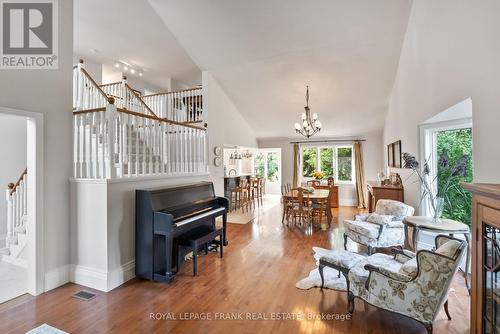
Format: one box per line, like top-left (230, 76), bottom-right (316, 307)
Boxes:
top-left (312, 171), bottom-right (325, 180)
top-left (402, 152), bottom-right (469, 222)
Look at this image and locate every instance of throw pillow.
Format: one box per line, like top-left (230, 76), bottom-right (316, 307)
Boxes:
top-left (399, 257), bottom-right (418, 277)
top-left (366, 213), bottom-right (394, 226)
top-left (435, 239), bottom-right (462, 258)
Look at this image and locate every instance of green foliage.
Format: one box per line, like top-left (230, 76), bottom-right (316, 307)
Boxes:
top-left (437, 128), bottom-right (473, 225)
top-left (254, 153), bottom-right (265, 178)
top-left (337, 147), bottom-right (352, 181)
top-left (320, 148), bottom-right (333, 177)
top-left (267, 152), bottom-right (279, 182)
top-left (302, 148), bottom-right (317, 177)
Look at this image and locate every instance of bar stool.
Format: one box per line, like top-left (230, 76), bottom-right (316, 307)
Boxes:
top-left (229, 178), bottom-right (250, 212)
top-left (252, 178), bottom-right (263, 206)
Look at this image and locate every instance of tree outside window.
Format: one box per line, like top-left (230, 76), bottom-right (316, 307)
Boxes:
top-left (254, 153), bottom-right (265, 178)
top-left (302, 148), bottom-right (317, 177)
top-left (267, 152), bottom-right (279, 182)
top-left (320, 148), bottom-right (333, 177)
top-left (337, 147), bottom-right (353, 182)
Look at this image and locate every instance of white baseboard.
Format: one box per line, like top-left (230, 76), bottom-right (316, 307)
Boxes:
top-left (70, 261), bottom-right (135, 292)
top-left (44, 265), bottom-right (70, 292)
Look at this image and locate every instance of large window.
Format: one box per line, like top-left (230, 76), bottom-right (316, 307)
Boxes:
top-left (301, 145), bottom-right (354, 183)
top-left (254, 150), bottom-right (281, 183)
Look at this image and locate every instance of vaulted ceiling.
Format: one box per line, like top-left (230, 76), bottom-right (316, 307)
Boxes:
top-left (74, 0), bottom-right (201, 88)
top-left (149, 0), bottom-right (412, 139)
top-left (75, 0), bottom-right (413, 139)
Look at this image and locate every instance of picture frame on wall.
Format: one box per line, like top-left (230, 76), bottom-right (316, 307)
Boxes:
top-left (393, 140), bottom-right (402, 168)
top-left (388, 143), bottom-right (394, 167)
top-left (387, 140), bottom-right (402, 168)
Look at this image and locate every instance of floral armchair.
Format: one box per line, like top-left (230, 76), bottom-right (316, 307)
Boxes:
top-left (348, 235), bottom-right (466, 334)
top-left (343, 199), bottom-right (414, 254)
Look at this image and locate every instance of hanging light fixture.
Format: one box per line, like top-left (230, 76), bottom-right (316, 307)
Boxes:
top-left (294, 85), bottom-right (322, 138)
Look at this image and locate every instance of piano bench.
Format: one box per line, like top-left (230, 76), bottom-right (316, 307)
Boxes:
top-left (176, 225), bottom-right (224, 276)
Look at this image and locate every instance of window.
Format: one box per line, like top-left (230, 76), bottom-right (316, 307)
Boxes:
top-left (301, 145), bottom-right (354, 183)
top-left (253, 149), bottom-right (281, 184)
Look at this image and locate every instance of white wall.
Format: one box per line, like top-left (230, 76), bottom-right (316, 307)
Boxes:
top-left (384, 0), bottom-right (500, 211)
top-left (0, 115), bottom-right (27, 247)
top-left (0, 0), bottom-right (73, 290)
top-left (73, 55), bottom-right (102, 84)
top-left (258, 131), bottom-right (383, 206)
top-left (204, 72), bottom-right (258, 196)
top-left (70, 175), bottom-right (210, 291)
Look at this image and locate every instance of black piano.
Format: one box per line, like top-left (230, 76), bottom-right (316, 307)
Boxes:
top-left (136, 182), bottom-right (229, 282)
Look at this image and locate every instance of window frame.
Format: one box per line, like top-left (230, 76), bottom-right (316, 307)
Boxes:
top-left (301, 144), bottom-right (355, 185)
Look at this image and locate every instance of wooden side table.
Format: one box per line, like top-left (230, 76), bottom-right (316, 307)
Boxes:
top-left (403, 216), bottom-right (471, 291)
top-left (367, 181), bottom-right (404, 213)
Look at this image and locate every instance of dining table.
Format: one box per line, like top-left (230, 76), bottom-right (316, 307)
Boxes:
top-left (282, 188), bottom-right (333, 225)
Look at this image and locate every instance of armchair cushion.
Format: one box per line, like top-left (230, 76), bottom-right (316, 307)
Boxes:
top-left (354, 213), bottom-right (370, 221)
top-left (398, 257), bottom-right (418, 277)
top-left (435, 239), bottom-right (462, 258)
top-left (344, 220), bottom-right (380, 239)
top-left (375, 199), bottom-right (415, 221)
top-left (366, 213), bottom-right (394, 226)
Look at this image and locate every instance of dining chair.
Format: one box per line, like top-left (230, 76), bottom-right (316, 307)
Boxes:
top-left (288, 188), bottom-right (313, 227)
top-left (312, 185), bottom-right (334, 227)
top-left (327, 177), bottom-right (334, 186)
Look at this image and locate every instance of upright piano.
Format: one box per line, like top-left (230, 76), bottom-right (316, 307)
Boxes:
top-left (136, 182), bottom-right (229, 282)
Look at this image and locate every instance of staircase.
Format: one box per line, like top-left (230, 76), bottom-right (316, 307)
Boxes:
top-left (73, 60), bottom-right (208, 179)
top-left (1, 169), bottom-right (28, 268)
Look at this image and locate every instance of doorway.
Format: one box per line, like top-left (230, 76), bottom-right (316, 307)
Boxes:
top-left (253, 148), bottom-right (282, 194)
top-left (0, 106), bottom-right (44, 301)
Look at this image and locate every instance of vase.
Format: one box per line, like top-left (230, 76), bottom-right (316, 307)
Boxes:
top-left (431, 197), bottom-right (445, 222)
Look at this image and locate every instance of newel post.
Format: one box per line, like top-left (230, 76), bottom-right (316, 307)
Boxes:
top-left (76, 59), bottom-right (85, 110)
top-left (106, 97), bottom-right (118, 178)
top-left (121, 75), bottom-right (128, 110)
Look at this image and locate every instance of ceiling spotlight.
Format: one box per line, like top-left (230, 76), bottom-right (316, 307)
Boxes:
top-left (123, 66), bottom-right (128, 71)
top-left (114, 63), bottom-right (120, 68)
top-left (139, 72), bottom-right (143, 77)
top-left (130, 69), bottom-right (135, 74)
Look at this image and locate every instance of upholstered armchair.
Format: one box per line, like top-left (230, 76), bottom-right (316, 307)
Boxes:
top-left (347, 235), bottom-right (466, 334)
top-left (343, 199), bottom-right (414, 254)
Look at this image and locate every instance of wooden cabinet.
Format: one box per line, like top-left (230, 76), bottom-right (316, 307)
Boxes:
top-left (367, 182), bottom-right (404, 212)
top-left (463, 183), bottom-right (500, 334)
top-left (314, 185), bottom-right (339, 208)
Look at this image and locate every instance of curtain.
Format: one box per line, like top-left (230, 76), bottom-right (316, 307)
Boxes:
top-left (354, 141), bottom-right (367, 208)
top-left (292, 143), bottom-right (300, 188)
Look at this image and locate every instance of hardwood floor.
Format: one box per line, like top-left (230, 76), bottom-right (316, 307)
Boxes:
top-left (0, 204), bottom-right (470, 334)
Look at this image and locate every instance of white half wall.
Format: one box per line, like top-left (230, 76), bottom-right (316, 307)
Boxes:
top-left (258, 132), bottom-right (383, 206)
top-left (204, 72), bottom-right (258, 196)
top-left (0, 115), bottom-right (27, 247)
top-left (0, 0), bottom-right (73, 292)
top-left (384, 0), bottom-right (500, 210)
top-left (70, 174), bottom-right (210, 292)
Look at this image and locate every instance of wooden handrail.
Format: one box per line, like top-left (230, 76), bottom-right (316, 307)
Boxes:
top-left (8, 168), bottom-right (27, 195)
top-left (80, 67), bottom-right (109, 101)
top-left (124, 83), bottom-right (158, 118)
top-left (73, 107), bottom-right (206, 131)
top-left (142, 86), bottom-right (202, 98)
top-left (99, 82), bottom-right (121, 88)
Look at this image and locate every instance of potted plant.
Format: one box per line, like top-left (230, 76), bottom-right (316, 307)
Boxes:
top-left (402, 152), bottom-right (469, 222)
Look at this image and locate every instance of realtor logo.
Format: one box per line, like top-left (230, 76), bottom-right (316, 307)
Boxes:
top-left (1, 0), bottom-right (58, 69)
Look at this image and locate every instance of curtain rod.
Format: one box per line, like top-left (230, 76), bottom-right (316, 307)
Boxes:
top-left (289, 139), bottom-right (366, 144)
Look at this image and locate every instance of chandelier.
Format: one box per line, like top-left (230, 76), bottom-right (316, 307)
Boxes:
top-left (294, 86), bottom-right (321, 138)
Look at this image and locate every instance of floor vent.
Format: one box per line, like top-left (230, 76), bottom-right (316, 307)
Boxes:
top-left (72, 291), bottom-right (97, 301)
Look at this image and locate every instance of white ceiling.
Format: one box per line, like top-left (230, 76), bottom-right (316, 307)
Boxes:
top-left (149, 0), bottom-right (413, 139)
top-left (74, 0), bottom-right (201, 89)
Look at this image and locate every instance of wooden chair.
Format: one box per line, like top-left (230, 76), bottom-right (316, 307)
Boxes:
top-left (286, 183), bottom-right (292, 192)
top-left (307, 180), bottom-right (321, 188)
top-left (327, 177), bottom-right (334, 186)
top-left (229, 178), bottom-right (251, 212)
top-left (288, 188), bottom-right (313, 226)
top-left (312, 185), bottom-right (334, 227)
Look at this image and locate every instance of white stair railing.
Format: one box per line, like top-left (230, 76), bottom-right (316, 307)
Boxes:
top-left (73, 98), bottom-right (208, 179)
top-left (100, 77), bottom-right (157, 116)
top-left (73, 60), bottom-right (108, 111)
top-left (142, 88), bottom-right (203, 123)
top-left (5, 169), bottom-right (27, 246)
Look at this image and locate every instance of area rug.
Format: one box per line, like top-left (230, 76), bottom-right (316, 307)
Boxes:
top-left (295, 247), bottom-right (347, 291)
top-left (26, 324), bottom-right (68, 334)
top-left (225, 194), bottom-right (281, 224)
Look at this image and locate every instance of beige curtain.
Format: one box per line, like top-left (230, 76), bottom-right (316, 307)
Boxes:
top-left (354, 141), bottom-right (367, 208)
top-left (292, 143), bottom-right (300, 188)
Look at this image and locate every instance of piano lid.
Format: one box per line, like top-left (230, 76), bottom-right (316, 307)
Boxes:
top-left (137, 181), bottom-right (216, 212)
